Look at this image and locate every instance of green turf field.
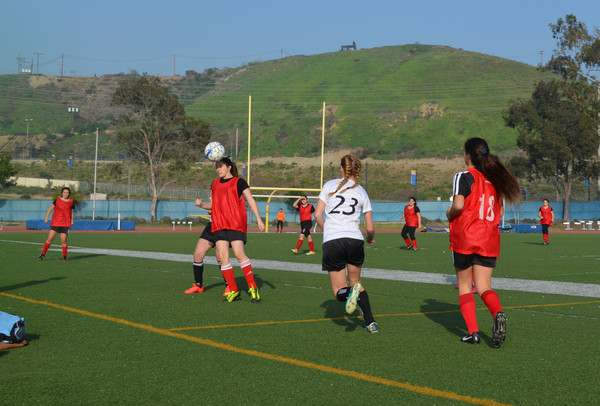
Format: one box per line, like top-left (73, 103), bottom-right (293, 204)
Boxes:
top-left (1, 232), bottom-right (599, 405)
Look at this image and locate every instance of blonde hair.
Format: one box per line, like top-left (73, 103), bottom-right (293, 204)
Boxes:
top-left (329, 155), bottom-right (361, 196)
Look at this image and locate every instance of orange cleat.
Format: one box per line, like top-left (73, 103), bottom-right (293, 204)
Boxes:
top-left (184, 284), bottom-right (204, 294)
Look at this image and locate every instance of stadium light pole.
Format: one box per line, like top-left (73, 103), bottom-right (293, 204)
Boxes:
top-left (25, 119), bottom-right (33, 145)
top-left (92, 128), bottom-right (99, 221)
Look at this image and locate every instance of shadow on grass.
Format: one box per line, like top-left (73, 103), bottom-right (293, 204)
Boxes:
top-left (1, 277), bottom-right (66, 292)
top-left (523, 242), bottom-right (545, 245)
top-left (420, 299), bottom-right (495, 347)
top-left (320, 299), bottom-right (362, 332)
top-left (201, 275), bottom-right (275, 294)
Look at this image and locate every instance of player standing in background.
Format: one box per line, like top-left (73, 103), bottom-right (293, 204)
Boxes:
top-left (38, 187), bottom-right (74, 261)
top-left (184, 206), bottom-right (230, 296)
top-left (538, 199), bottom-right (554, 245)
top-left (291, 195), bottom-right (316, 255)
top-left (447, 138), bottom-right (520, 347)
top-left (314, 155), bottom-right (378, 333)
top-left (399, 197), bottom-right (422, 250)
top-left (276, 208), bottom-right (285, 233)
top-left (203, 157), bottom-right (265, 303)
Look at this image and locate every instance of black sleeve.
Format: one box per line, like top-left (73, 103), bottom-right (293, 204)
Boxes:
top-left (457, 173), bottom-right (475, 199)
top-left (539, 207), bottom-right (543, 212)
top-left (413, 206), bottom-right (420, 214)
top-left (550, 207), bottom-right (553, 212)
top-left (52, 199), bottom-right (57, 207)
top-left (237, 178), bottom-right (249, 198)
top-left (310, 205), bottom-right (315, 214)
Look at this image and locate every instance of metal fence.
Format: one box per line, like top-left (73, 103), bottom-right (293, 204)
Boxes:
top-left (78, 181), bottom-right (211, 201)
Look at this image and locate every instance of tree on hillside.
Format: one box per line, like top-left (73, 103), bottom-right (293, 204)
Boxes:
top-left (110, 77), bottom-right (211, 220)
top-left (0, 152), bottom-right (17, 188)
top-left (503, 79), bottom-right (599, 220)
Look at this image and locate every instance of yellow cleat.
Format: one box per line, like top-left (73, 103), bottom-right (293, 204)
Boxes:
top-left (291, 248), bottom-right (298, 254)
top-left (249, 287), bottom-right (261, 303)
top-left (306, 251), bottom-right (315, 255)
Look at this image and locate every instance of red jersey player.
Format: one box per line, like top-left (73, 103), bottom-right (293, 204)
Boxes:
top-left (447, 138), bottom-right (520, 348)
top-left (198, 157), bottom-right (265, 303)
top-left (538, 199), bottom-right (554, 245)
top-left (38, 187), bottom-right (74, 261)
top-left (399, 197), bottom-right (422, 250)
top-left (291, 195), bottom-right (316, 255)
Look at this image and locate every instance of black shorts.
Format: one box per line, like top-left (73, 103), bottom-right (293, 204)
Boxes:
top-left (50, 226), bottom-right (70, 234)
top-left (452, 251), bottom-right (496, 269)
top-left (214, 229), bottom-right (247, 244)
top-left (199, 222), bottom-right (216, 245)
top-left (300, 220), bottom-right (313, 237)
top-left (322, 238), bottom-right (365, 272)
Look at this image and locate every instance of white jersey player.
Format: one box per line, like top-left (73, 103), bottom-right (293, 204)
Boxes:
top-left (314, 155), bottom-right (378, 333)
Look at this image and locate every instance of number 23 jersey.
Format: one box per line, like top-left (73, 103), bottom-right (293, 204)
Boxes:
top-left (318, 178), bottom-right (372, 244)
top-left (449, 168), bottom-right (501, 257)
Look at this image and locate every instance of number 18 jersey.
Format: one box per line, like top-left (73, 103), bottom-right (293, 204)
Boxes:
top-left (449, 168), bottom-right (501, 257)
top-left (318, 178), bottom-right (372, 244)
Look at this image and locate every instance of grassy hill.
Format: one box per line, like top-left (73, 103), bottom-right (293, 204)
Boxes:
top-left (186, 44), bottom-right (553, 159)
top-left (1, 44), bottom-right (553, 161)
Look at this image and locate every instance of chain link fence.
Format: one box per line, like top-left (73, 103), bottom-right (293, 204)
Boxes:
top-left (79, 181), bottom-right (211, 201)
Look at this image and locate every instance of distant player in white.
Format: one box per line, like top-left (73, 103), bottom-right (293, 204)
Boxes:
top-left (314, 154), bottom-right (378, 333)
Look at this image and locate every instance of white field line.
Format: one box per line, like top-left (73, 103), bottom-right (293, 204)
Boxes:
top-left (5, 240), bottom-right (600, 298)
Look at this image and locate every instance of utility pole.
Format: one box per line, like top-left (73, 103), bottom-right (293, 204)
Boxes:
top-left (60, 54), bottom-right (65, 77)
top-left (540, 51), bottom-right (544, 65)
top-left (281, 49), bottom-right (284, 58)
top-left (34, 53), bottom-right (43, 75)
top-left (235, 127), bottom-right (239, 159)
top-left (25, 119), bottom-right (33, 144)
top-left (68, 107), bottom-right (78, 133)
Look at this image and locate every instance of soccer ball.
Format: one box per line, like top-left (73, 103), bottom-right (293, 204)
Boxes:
top-left (204, 142), bottom-right (225, 161)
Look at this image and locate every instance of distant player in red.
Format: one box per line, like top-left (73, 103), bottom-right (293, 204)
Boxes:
top-left (538, 199), bottom-right (554, 245)
top-left (399, 197), bottom-right (422, 250)
top-left (291, 195), bottom-right (316, 255)
top-left (38, 187), bottom-right (74, 261)
top-left (199, 157), bottom-right (265, 303)
top-left (447, 138), bottom-right (520, 348)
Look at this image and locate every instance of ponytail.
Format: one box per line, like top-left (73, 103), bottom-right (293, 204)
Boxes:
top-left (464, 138), bottom-right (521, 205)
top-left (329, 155), bottom-right (362, 196)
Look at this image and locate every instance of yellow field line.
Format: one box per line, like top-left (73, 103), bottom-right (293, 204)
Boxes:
top-left (0, 291), bottom-right (511, 406)
top-left (169, 300), bottom-right (600, 331)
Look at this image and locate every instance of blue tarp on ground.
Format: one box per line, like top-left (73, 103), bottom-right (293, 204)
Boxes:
top-left (25, 220), bottom-right (135, 231)
top-left (2, 199), bottom-right (599, 222)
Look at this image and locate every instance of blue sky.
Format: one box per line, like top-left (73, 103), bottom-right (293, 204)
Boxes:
top-left (1, 0), bottom-right (598, 77)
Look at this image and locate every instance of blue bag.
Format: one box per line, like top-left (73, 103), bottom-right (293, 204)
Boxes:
top-left (0, 311), bottom-right (26, 343)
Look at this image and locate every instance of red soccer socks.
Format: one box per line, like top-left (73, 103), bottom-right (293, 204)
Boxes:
top-left (459, 293), bottom-right (479, 335)
top-left (480, 289), bottom-right (503, 318)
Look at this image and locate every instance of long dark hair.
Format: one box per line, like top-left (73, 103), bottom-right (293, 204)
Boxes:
top-left (216, 157), bottom-right (238, 178)
top-left (464, 138), bottom-right (521, 205)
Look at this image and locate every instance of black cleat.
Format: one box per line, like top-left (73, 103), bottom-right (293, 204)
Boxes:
top-left (461, 332), bottom-right (481, 344)
top-left (62, 257), bottom-right (68, 261)
top-left (411, 247), bottom-right (419, 251)
top-left (38, 254), bottom-right (45, 260)
top-left (404, 246), bottom-right (413, 250)
top-left (493, 311), bottom-right (507, 348)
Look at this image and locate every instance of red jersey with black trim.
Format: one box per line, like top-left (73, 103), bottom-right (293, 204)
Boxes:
top-left (298, 204), bottom-right (315, 222)
top-left (449, 168), bottom-right (501, 257)
top-left (404, 205), bottom-right (420, 227)
top-left (50, 198), bottom-right (74, 227)
top-left (539, 206), bottom-right (553, 225)
top-left (210, 178), bottom-right (247, 233)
